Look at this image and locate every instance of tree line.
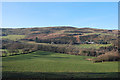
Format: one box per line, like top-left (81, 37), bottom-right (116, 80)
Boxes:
top-left (2, 39), bottom-right (118, 57)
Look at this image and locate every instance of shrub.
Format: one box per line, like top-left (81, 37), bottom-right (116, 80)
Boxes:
top-left (93, 50), bottom-right (120, 62)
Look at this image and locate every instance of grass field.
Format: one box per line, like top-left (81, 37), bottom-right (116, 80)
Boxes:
top-left (75, 44), bottom-right (112, 49)
top-left (2, 51), bottom-right (119, 79)
top-left (83, 32), bottom-right (116, 36)
top-left (1, 49), bottom-right (22, 57)
top-left (2, 35), bottom-right (25, 41)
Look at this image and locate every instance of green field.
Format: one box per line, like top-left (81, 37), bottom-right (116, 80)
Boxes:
top-left (83, 32), bottom-right (116, 36)
top-left (2, 51), bottom-right (119, 79)
top-left (2, 35), bottom-right (25, 41)
top-left (76, 44), bottom-right (112, 49)
top-left (1, 49), bottom-right (22, 57)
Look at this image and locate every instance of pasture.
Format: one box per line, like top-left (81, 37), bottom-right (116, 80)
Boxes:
top-left (75, 44), bottom-right (112, 49)
top-left (1, 49), bottom-right (22, 57)
top-left (2, 51), bottom-right (118, 79)
top-left (2, 35), bottom-right (25, 41)
top-left (83, 32), bottom-right (116, 36)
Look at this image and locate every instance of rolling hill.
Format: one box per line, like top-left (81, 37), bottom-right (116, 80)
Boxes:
top-left (2, 26), bottom-right (118, 45)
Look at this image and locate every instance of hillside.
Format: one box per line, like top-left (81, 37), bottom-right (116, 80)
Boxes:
top-left (2, 26), bottom-right (118, 45)
top-left (2, 26), bottom-right (119, 61)
top-left (2, 26), bottom-right (120, 79)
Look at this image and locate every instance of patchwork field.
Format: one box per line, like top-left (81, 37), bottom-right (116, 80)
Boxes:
top-left (2, 51), bottom-right (119, 79)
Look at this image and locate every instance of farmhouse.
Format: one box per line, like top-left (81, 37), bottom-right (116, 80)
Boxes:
top-left (75, 41), bottom-right (95, 44)
top-left (87, 42), bottom-right (95, 44)
top-left (83, 41), bottom-right (95, 44)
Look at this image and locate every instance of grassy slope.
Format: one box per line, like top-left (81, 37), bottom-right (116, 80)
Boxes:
top-left (2, 35), bottom-right (25, 41)
top-left (2, 51), bottom-right (119, 78)
top-left (83, 32), bottom-right (116, 36)
top-left (75, 44), bottom-right (112, 49)
top-left (1, 49), bottom-right (23, 57)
